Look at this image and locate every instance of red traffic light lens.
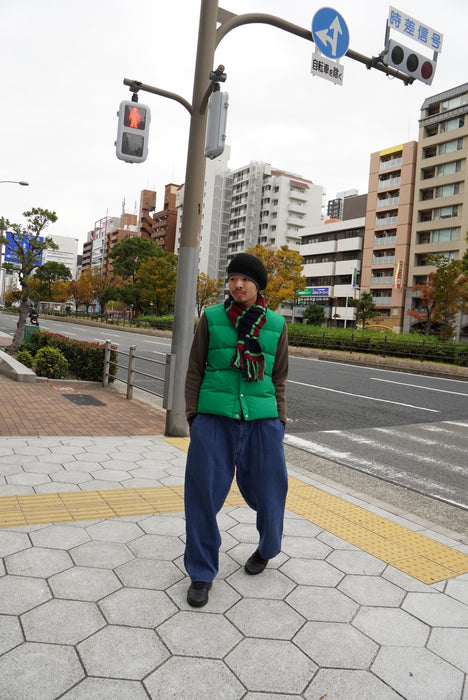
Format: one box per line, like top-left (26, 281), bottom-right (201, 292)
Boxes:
top-left (421, 61), bottom-right (434, 80)
top-left (124, 105), bottom-right (147, 130)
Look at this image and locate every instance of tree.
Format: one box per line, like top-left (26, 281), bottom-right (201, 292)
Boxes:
top-left (0, 208), bottom-right (58, 354)
top-left (246, 244), bottom-right (306, 311)
top-left (137, 253), bottom-right (178, 315)
top-left (85, 267), bottom-right (120, 313)
top-left (407, 254), bottom-right (468, 340)
top-left (109, 236), bottom-right (162, 283)
top-left (302, 303), bottom-right (325, 326)
top-left (50, 279), bottom-right (71, 304)
top-left (348, 291), bottom-right (380, 328)
top-left (68, 270), bottom-right (95, 312)
top-left (33, 261), bottom-right (72, 301)
top-left (196, 273), bottom-right (223, 318)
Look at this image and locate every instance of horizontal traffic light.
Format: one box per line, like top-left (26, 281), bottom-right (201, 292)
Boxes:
top-left (115, 101), bottom-right (151, 164)
top-left (383, 39), bottom-right (436, 85)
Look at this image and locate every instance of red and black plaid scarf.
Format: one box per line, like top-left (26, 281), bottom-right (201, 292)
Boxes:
top-left (224, 294), bottom-right (267, 382)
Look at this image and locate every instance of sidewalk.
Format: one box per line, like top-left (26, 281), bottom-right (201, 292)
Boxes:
top-left (0, 374), bottom-right (468, 699)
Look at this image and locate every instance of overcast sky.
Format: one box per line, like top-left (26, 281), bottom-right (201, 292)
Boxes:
top-left (2, 0), bottom-right (467, 250)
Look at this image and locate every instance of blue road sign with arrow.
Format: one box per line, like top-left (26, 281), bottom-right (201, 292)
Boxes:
top-left (312, 7), bottom-right (350, 60)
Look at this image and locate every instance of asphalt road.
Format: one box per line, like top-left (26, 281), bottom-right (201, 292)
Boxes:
top-left (2, 314), bottom-right (468, 516)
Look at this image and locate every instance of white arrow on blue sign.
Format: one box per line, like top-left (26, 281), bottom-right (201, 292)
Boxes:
top-left (312, 7), bottom-right (350, 60)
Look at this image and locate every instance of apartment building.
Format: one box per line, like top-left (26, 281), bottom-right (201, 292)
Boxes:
top-left (299, 212), bottom-right (366, 326)
top-left (361, 141), bottom-right (418, 332)
top-left (227, 163), bottom-right (323, 266)
top-left (403, 83), bottom-right (468, 337)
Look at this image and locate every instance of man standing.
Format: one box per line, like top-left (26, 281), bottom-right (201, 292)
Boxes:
top-left (184, 252), bottom-right (289, 607)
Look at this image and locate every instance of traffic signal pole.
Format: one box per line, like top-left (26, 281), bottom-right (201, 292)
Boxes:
top-left (123, 1), bottom-right (417, 437)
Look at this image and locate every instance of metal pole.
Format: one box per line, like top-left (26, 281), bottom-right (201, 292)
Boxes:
top-left (127, 345), bottom-right (136, 400)
top-left (165, 0), bottom-right (219, 436)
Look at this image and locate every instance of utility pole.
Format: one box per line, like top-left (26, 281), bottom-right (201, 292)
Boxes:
top-left (124, 1), bottom-right (419, 437)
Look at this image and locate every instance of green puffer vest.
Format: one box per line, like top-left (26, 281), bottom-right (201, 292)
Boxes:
top-left (197, 303), bottom-right (285, 421)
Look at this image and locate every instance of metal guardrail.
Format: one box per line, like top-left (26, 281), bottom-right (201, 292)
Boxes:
top-left (103, 341), bottom-right (175, 409)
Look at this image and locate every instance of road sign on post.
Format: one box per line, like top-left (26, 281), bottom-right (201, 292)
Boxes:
top-left (312, 7), bottom-right (350, 60)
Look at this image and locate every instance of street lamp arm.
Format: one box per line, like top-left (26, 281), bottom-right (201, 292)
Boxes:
top-left (0, 180), bottom-right (29, 186)
top-left (123, 79), bottom-right (193, 116)
top-left (215, 11), bottom-right (413, 84)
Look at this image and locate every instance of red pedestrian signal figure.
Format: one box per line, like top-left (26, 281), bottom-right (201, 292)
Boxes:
top-left (116, 100), bottom-right (151, 163)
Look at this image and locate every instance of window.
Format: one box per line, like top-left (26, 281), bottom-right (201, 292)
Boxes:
top-left (438, 138), bottom-right (463, 155)
top-left (440, 116), bottom-right (465, 133)
top-left (433, 205), bottom-right (458, 219)
top-left (440, 94), bottom-right (467, 112)
top-left (434, 183), bottom-right (460, 198)
top-left (436, 160), bottom-right (462, 177)
top-left (432, 228), bottom-right (458, 242)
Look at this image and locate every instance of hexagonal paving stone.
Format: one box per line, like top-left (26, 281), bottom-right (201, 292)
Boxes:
top-left (159, 611), bottom-right (241, 658)
top-left (5, 547), bottom-right (73, 578)
top-left (353, 607), bottom-right (430, 647)
top-left (281, 535), bottom-right (332, 560)
top-left (7, 472), bottom-right (51, 487)
top-left (0, 530), bottom-right (30, 557)
top-left (226, 598), bottom-right (305, 639)
top-left (22, 598), bottom-right (105, 644)
top-left (50, 566), bottom-right (122, 601)
top-left (70, 541), bottom-right (134, 568)
top-left (226, 638), bottom-right (316, 695)
top-left (403, 591), bottom-right (468, 627)
top-left (427, 627), bottom-right (468, 673)
top-left (139, 514), bottom-right (186, 536)
top-left (327, 549), bottom-right (386, 575)
top-left (90, 469), bottom-right (133, 482)
top-left (227, 523), bottom-right (260, 544)
top-left (280, 558), bottom-right (344, 587)
top-left (294, 621), bottom-right (378, 669)
top-left (286, 586), bottom-right (358, 622)
top-left (145, 656), bottom-right (244, 700)
top-left (338, 574), bottom-right (405, 607)
top-left (30, 523), bottom-right (90, 549)
top-left (128, 534), bottom-right (185, 561)
top-left (78, 626), bottom-right (169, 680)
top-left (0, 614), bottom-right (23, 655)
top-left (282, 518), bottom-right (323, 538)
top-left (99, 587), bottom-right (176, 627)
top-left (372, 646), bottom-right (465, 700)
top-left (304, 668), bottom-right (402, 700)
top-left (0, 642), bottom-right (84, 698)
top-left (60, 677), bottom-right (148, 699)
top-left (86, 520), bottom-right (143, 542)
top-left (227, 568), bottom-right (295, 599)
top-left (115, 558), bottom-right (184, 589)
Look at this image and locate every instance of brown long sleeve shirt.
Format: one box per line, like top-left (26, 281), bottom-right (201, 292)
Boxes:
top-left (185, 310), bottom-right (289, 427)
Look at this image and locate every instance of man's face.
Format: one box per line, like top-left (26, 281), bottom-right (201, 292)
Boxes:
top-left (228, 274), bottom-right (258, 308)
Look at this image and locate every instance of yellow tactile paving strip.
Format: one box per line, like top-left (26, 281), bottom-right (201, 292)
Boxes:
top-left (0, 436), bottom-right (466, 585)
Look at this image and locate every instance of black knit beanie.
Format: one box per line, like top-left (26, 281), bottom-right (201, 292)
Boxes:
top-left (227, 253), bottom-right (268, 290)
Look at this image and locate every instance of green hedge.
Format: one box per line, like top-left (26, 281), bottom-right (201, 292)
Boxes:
top-left (287, 325), bottom-right (468, 367)
top-left (26, 331), bottom-right (118, 382)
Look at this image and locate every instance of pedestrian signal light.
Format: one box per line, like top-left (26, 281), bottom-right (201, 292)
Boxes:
top-left (116, 100), bottom-right (151, 163)
top-left (382, 39), bottom-right (436, 85)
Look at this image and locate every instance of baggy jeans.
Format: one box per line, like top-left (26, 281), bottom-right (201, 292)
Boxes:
top-left (184, 413), bottom-right (288, 583)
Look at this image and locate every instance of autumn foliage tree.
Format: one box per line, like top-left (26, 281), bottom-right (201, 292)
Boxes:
top-left (196, 273), bottom-right (223, 317)
top-left (137, 252), bottom-right (178, 315)
top-left (407, 254), bottom-right (468, 340)
top-left (246, 244), bottom-right (306, 311)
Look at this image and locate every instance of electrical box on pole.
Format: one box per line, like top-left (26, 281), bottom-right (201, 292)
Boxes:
top-left (204, 90), bottom-right (229, 160)
top-left (116, 100), bottom-right (151, 163)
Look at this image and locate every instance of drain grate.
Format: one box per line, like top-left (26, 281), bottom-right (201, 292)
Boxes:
top-left (62, 394), bottom-right (106, 406)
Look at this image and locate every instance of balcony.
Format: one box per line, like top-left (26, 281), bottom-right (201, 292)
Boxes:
top-left (372, 255), bottom-right (395, 265)
top-left (371, 276), bottom-right (394, 285)
top-left (375, 216), bottom-right (398, 227)
top-left (372, 296), bottom-right (392, 305)
top-left (378, 177), bottom-right (401, 189)
top-left (379, 157), bottom-right (402, 170)
top-left (377, 197), bottom-right (400, 208)
top-left (374, 235), bottom-right (396, 246)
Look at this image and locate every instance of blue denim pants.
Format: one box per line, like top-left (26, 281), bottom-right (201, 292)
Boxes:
top-left (184, 413), bottom-right (288, 583)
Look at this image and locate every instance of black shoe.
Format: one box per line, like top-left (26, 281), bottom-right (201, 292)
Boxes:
top-left (244, 549), bottom-right (269, 575)
top-left (187, 581), bottom-right (212, 607)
